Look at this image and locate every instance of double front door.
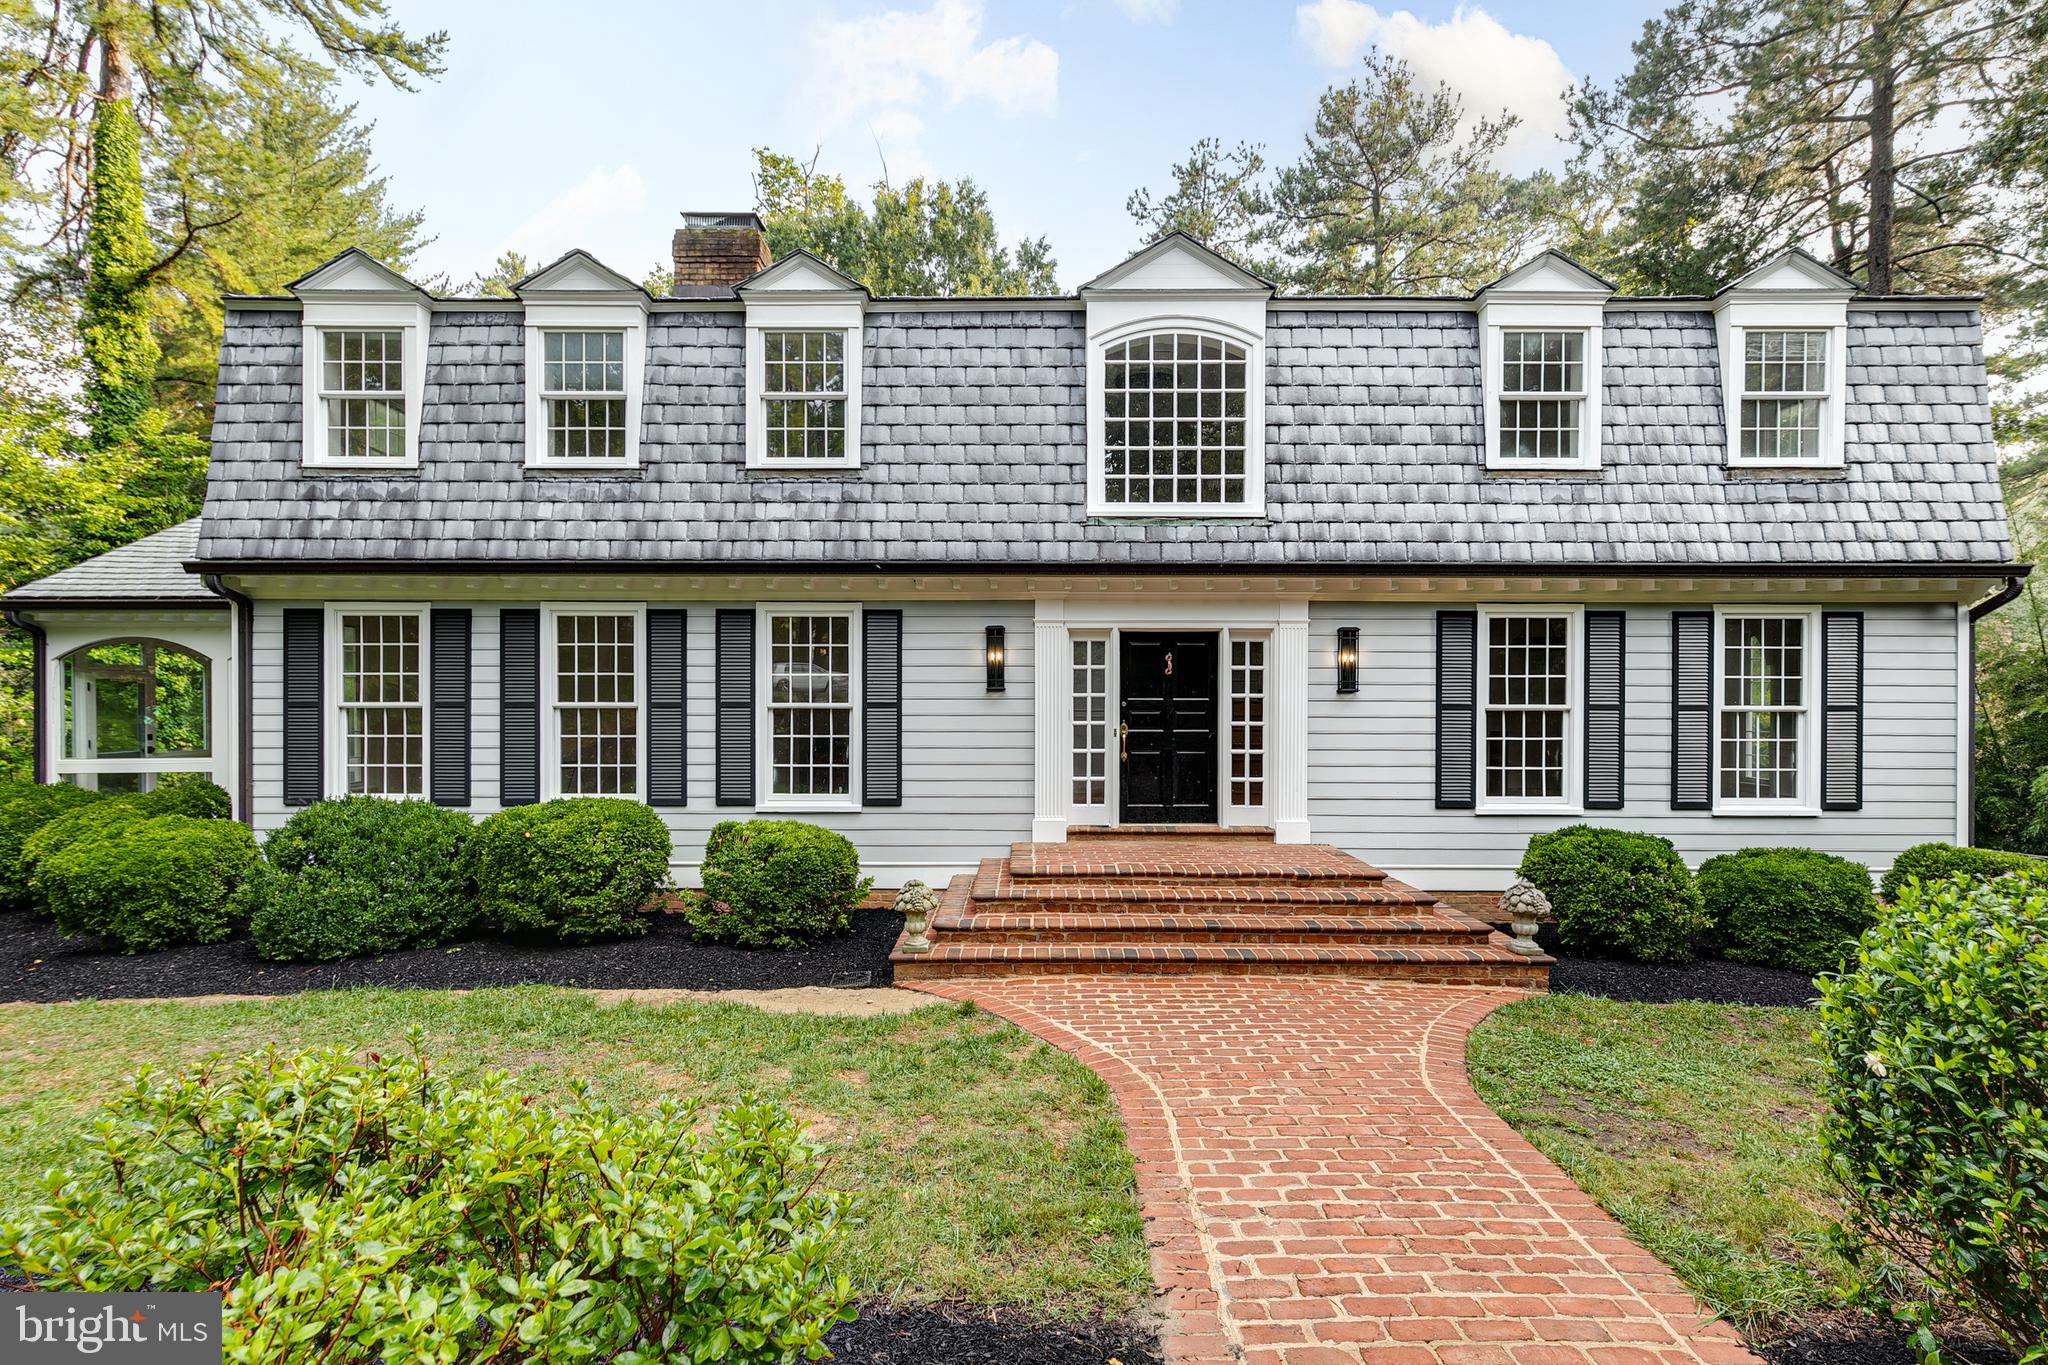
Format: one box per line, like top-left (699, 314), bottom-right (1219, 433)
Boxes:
top-left (1118, 631), bottom-right (1219, 824)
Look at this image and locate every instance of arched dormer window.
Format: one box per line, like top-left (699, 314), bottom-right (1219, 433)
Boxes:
top-left (1100, 330), bottom-right (1251, 509)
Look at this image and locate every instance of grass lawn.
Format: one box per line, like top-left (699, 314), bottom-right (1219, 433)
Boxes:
top-left (0, 988), bottom-right (1150, 1318)
top-left (1467, 993), bottom-right (1849, 1339)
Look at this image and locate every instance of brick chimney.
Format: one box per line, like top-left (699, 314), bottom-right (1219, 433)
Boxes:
top-left (671, 211), bottom-right (772, 295)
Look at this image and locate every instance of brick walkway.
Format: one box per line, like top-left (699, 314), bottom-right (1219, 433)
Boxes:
top-left (905, 976), bottom-right (1758, 1365)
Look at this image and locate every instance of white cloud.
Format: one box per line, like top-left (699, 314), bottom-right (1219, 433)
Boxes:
top-left (1112, 0), bottom-right (1180, 21)
top-left (1294, 1), bottom-right (1573, 159)
top-left (806, 0), bottom-right (1058, 125)
top-left (504, 164), bottom-right (649, 267)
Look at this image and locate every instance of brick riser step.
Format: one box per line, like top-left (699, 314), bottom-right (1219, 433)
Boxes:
top-left (892, 948), bottom-right (1550, 987)
top-left (1006, 842), bottom-right (1392, 885)
top-left (1066, 824), bottom-right (1276, 842)
top-left (933, 912), bottom-right (1494, 948)
top-left (969, 866), bottom-right (1436, 914)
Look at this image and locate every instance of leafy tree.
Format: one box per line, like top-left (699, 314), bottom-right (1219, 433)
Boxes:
top-left (752, 148), bottom-right (1057, 295)
top-left (81, 87), bottom-right (153, 449)
top-left (464, 250), bottom-right (532, 299)
top-left (1125, 138), bottom-right (1277, 274)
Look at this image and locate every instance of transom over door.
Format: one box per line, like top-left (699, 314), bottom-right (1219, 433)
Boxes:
top-left (1119, 632), bottom-right (1219, 824)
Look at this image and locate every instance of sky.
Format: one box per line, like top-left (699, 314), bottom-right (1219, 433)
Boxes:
top-left (344, 1), bottom-right (1664, 292)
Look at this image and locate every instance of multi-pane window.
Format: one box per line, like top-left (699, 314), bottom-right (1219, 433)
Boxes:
top-left (554, 613), bottom-right (638, 796)
top-left (542, 331), bottom-right (628, 460)
top-left (769, 613), bottom-right (854, 800)
top-left (762, 331), bottom-right (848, 462)
top-left (1719, 615), bottom-right (1806, 802)
top-left (339, 613), bottom-right (423, 796)
top-left (1739, 330), bottom-right (1827, 463)
top-left (320, 330), bottom-right (406, 460)
top-left (1483, 614), bottom-right (1571, 802)
top-left (1102, 331), bottom-right (1249, 507)
top-left (1498, 330), bottom-right (1586, 463)
top-left (1071, 637), bottom-right (1109, 807)
top-left (1230, 637), bottom-right (1266, 809)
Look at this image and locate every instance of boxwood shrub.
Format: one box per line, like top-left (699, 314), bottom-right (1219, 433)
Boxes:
top-left (15, 779), bottom-right (233, 915)
top-left (1878, 841), bottom-right (2047, 902)
top-left (0, 1041), bottom-right (856, 1363)
top-left (689, 819), bottom-right (873, 949)
top-left (1697, 846), bottom-right (1876, 975)
top-left (1517, 824), bottom-right (1708, 963)
top-left (1817, 875), bottom-right (2048, 1357)
top-left (0, 782), bottom-right (104, 912)
top-left (239, 798), bottom-right (477, 962)
top-left (471, 798), bottom-right (670, 943)
top-left (33, 813), bottom-right (255, 953)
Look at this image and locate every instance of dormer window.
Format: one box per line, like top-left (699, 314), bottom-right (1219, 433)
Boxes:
top-left (761, 330), bottom-right (850, 462)
top-left (1714, 248), bottom-right (1854, 470)
top-left (1101, 331), bottom-right (1250, 508)
top-left (319, 330), bottom-right (407, 461)
top-left (737, 250), bottom-right (868, 473)
top-left (540, 330), bottom-right (629, 461)
top-left (1497, 330), bottom-right (1588, 464)
top-left (1475, 252), bottom-right (1613, 474)
top-left (512, 250), bottom-right (650, 472)
top-left (287, 249), bottom-right (432, 471)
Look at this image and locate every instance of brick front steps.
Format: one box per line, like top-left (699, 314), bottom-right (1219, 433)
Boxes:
top-left (892, 831), bottom-right (1551, 987)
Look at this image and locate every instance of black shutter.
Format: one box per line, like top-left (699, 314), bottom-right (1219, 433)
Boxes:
top-left (281, 608), bottom-right (323, 806)
top-left (1670, 611), bottom-right (1714, 810)
top-left (863, 609), bottom-right (904, 807)
top-left (429, 608), bottom-right (472, 807)
top-left (715, 609), bottom-right (755, 807)
top-left (1435, 610), bottom-right (1477, 810)
top-left (1821, 611), bottom-right (1864, 812)
top-left (499, 609), bottom-right (541, 807)
top-left (647, 609), bottom-right (687, 807)
top-left (1583, 610), bottom-right (1626, 810)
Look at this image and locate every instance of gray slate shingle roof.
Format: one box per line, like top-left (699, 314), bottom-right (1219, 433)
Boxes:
top-left (7, 518), bottom-right (219, 604)
top-left (194, 305), bottom-right (2013, 570)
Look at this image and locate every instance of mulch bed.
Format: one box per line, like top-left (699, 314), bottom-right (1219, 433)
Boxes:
top-left (826, 1303), bottom-right (1159, 1365)
top-left (1759, 1312), bottom-right (2017, 1364)
top-left (1537, 927), bottom-right (1822, 1007)
top-left (0, 907), bottom-right (903, 1003)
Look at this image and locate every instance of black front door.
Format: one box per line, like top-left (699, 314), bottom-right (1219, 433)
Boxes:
top-left (1119, 632), bottom-right (1219, 824)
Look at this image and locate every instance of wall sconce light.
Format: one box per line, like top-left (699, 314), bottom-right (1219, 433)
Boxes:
top-left (985, 625), bottom-right (1007, 692)
top-left (1336, 626), bottom-right (1360, 695)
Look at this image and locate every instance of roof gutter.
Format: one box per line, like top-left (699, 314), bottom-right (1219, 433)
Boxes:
top-left (1968, 572), bottom-right (2030, 621)
top-left (3, 609), bottom-right (47, 783)
top-left (201, 574), bottom-right (255, 827)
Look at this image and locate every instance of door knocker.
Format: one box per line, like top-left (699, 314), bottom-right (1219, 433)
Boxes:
top-left (1163, 651), bottom-right (1174, 676)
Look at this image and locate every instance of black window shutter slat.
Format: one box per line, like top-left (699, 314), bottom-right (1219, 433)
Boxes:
top-left (646, 609), bottom-right (687, 807)
top-left (1583, 610), bottom-right (1626, 810)
top-left (1435, 610), bottom-right (1477, 810)
top-left (1670, 611), bottom-right (1715, 811)
top-left (863, 610), bottom-right (904, 808)
top-left (715, 609), bottom-right (755, 807)
top-left (429, 608), bottom-right (472, 807)
top-left (499, 609), bottom-right (541, 807)
top-left (1821, 611), bottom-right (1864, 812)
top-left (281, 608), bottom-right (323, 806)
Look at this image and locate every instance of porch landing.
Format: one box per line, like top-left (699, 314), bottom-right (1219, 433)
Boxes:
top-left (890, 831), bottom-right (1551, 987)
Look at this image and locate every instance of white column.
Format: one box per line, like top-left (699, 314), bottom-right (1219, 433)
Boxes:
top-left (1271, 609), bottom-right (1312, 844)
top-left (1031, 598), bottom-right (1070, 843)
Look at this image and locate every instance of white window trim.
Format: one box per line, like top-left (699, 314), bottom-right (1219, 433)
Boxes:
top-left (523, 304), bottom-right (646, 471)
top-left (1481, 311), bottom-right (1603, 472)
top-left (1223, 627), bottom-right (1273, 826)
top-left (745, 303), bottom-right (863, 472)
top-left (1084, 313), bottom-right (1268, 518)
top-left (53, 637), bottom-right (219, 784)
top-left (300, 300), bottom-right (430, 470)
top-left (1712, 605), bottom-right (1821, 815)
top-left (755, 603), bottom-right (863, 813)
top-left (1475, 605), bottom-right (1583, 814)
top-left (324, 602), bottom-right (430, 801)
top-left (539, 603), bottom-right (648, 801)
top-left (1717, 308), bottom-right (1848, 470)
top-left (1067, 629), bottom-right (1114, 827)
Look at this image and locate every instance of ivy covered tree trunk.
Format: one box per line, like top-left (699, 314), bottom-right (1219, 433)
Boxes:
top-left (81, 33), bottom-right (158, 450)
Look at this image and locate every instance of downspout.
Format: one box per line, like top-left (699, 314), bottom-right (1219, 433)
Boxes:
top-left (1963, 573), bottom-right (2031, 846)
top-left (202, 574), bottom-right (255, 827)
top-left (4, 609), bottom-right (48, 783)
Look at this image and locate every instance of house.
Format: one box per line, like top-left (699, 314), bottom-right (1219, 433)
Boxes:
top-left (4, 212), bottom-right (2019, 979)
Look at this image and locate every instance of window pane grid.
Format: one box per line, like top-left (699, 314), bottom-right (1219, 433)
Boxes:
top-left (1071, 637), bottom-right (1109, 806)
top-left (1739, 331), bottom-right (1827, 463)
top-left (1230, 637), bottom-right (1266, 808)
top-left (321, 330), bottom-right (405, 460)
top-left (1101, 331), bottom-right (1249, 507)
top-left (542, 331), bottom-right (629, 460)
top-left (340, 613), bottom-right (423, 796)
top-left (762, 331), bottom-right (848, 462)
top-left (1498, 330), bottom-right (1584, 463)
top-left (770, 613), bottom-right (853, 798)
top-left (1719, 615), bottom-right (1805, 801)
top-left (1483, 615), bottom-right (1569, 801)
top-left (555, 613), bottom-right (638, 796)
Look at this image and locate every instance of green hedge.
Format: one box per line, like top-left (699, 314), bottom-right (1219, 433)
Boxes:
top-left (0, 782), bottom-right (104, 912)
top-left (471, 798), bottom-right (670, 943)
top-left (1697, 846), bottom-right (1876, 975)
top-left (15, 780), bottom-right (232, 915)
top-left (689, 820), bottom-right (873, 948)
top-left (1878, 841), bottom-right (2047, 902)
top-left (0, 1043), bottom-right (855, 1362)
top-left (34, 814), bottom-right (255, 953)
top-left (1817, 876), bottom-right (2048, 1357)
top-left (239, 798), bottom-right (477, 962)
top-left (1518, 824), bottom-right (1708, 963)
